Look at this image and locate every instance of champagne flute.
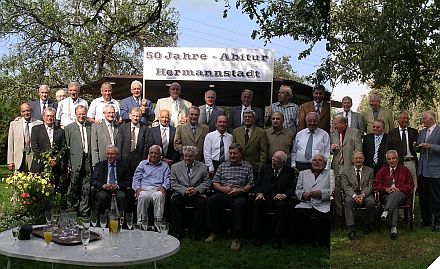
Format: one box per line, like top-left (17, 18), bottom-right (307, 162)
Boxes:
top-left (45, 210), bottom-right (52, 224)
top-left (159, 222), bottom-right (169, 243)
top-left (126, 213), bottom-right (133, 230)
top-left (132, 223), bottom-right (142, 252)
top-left (11, 226), bottom-right (19, 247)
top-left (43, 225), bottom-right (53, 248)
top-left (154, 217), bottom-right (163, 233)
top-left (99, 212), bottom-right (107, 235)
top-left (140, 214), bottom-right (149, 231)
top-left (90, 211), bottom-right (98, 228)
top-left (82, 217), bottom-right (90, 230)
top-left (81, 229), bottom-right (90, 256)
top-left (119, 211), bottom-right (124, 229)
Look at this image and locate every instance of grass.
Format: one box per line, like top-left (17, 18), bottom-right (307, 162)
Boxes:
top-left (0, 165), bottom-right (329, 269)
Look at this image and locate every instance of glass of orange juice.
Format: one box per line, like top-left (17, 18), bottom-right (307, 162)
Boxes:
top-left (43, 225), bottom-right (53, 248)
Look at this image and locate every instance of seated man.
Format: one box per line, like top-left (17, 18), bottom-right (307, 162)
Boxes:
top-left (205, 143), bottom-right (254, 251)
top-left (374, 150), bottom-right (414, 240)
top-left (252, 151), bottom-right (296, 249)
top-left (295, 154), bottom-right (331, 246)
top-left (132, 145), bottom-right (170, 222)
top-left (170, 146), bottom-right (210, 240)
top-left (91, 145), bottom-right (131, 214)
top-left (341, 151), bottom-right (375, 240)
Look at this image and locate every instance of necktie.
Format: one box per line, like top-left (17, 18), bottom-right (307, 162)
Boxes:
top-left (109, 164), bottom-right (116, 184)
top-left (245, 128), bottom-right (250, 145)
top-left (108, 123), bottom-right (114, 144)
top-left (401, 128), bottom-right (408, 156)
top-left (373, 109), bottom-right (379, 120)
top-left (425, 128), bottom-right (431, 142)
top-left (274, 169), bottom-right (279, 180)
top-left (241, 107), bottom-right (248, 125)
top-left (171, 101), bottom-right (179, 126)
top-left (42, 101), bottom-right (47, 112)
top-left (337, 132), bottom-right (344, 164)
top-left (390, 168), bottom-right (395, 187)
top-left (24, 121), bottom-right (30, 151)
top-left (345, 111), bottom-right (348, 118)
top-left (191, 125), bottom-right (197, 136)
top-left (356, 169), bottom-right (361, 190)
top-left (47, 126), bottom-right (53, 146)
top-left (187, 164), bottom-right (192, 177)
top-left (207, 107), bottom-right (212, 123)
top-left (305, 130), bottom-right (314, 160)
top-left (161, 128), bottom-right (168, 155)
top-left (315, 103), bottom-right (321, 115)
top-left (80, 124), bottom-right (87, 153)
top-left (373, 136), bottom-right (380, 164)
top-left (219, 134), bottom-right (225, 162)
top-left (131, 126), bottom-right (136, 152)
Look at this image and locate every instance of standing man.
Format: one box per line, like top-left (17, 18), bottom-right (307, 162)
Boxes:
top-left (132, 145), bottom-right (170, 221)
top-left (362, 93), bottom-right (394, 134)
top-left (91, 145), bottom-right (131, 214)
top-left (7, 103), bottom-right (43, 172)
top-left (30, 85), bottom-right (58, 121)
top-left (205, 143), bottom-right (254, 251)
top-left (232, 110), bottom-right (268, 176)
top-left (65, 105), bottom-right (92, 217)
top-left (291, 112), bottom-right (330, 172)
top-left (266, 112), bottom-right (294, 163)
top-left (170, 146), bottom-right (211, 240)
top-left (87, 82), bottom-right (121, 124)
top-left (120, 80), bottom-right (155, 125)
top-left (198, 89), bottom-right (224, 132)
top-left (204, 115), bottom-right (233, 177)
top-left (228, 89), bottom-right (264, 132)
top-left (363, 119), bottom-right (388, 174)
top-left (174, 106), bottom-right (209, 161)
top-left (91, 105), bottom-right (119, 167)
top-left (298, 85), bottom-right (330, 133)
top-left (268, 85), bottom-right (300, 136)
top-left (385, 111), bottom-right (418, 189)
top-left (56, 82), bottom-right (89, 128)
top-left (336, 96), bottom-right (364, 133)
top-left (154, 82), bottom-right (192, 127)
top-left (330, 115), bottom-right (363, 216)
top-left (341, 151), bottom-right (375, 240)
top-left (151, 110), bottom-right (180, 165)
top-left (417, 110), bottom-right (440, 229)
top-left (116, 107), bottom-right (153, 177)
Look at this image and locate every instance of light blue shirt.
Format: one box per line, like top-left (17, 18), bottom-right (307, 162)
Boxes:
top-left (132, 160), bottom-right (170, 190)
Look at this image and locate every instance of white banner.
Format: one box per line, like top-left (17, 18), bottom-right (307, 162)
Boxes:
top-left (143, 47), bottom-right (274, 82)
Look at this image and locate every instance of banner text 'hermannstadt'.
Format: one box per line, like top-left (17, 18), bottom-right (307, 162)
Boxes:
top-left (143, 47), bottom-right (274, 82)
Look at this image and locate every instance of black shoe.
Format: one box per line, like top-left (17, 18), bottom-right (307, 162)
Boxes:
top-left (253, 239), bottom-right (262, 247)
top-left (272, 239), bottom-right (281, 249)
top-left (390, 232), bottom-right (397, 240)
top-left (348, 231), bottom-right (359, 240)
top-left (190, 233), bottom-right (201, 241)
top-left (432, 225), bottom-right (440, 232)
top-left (421, 221), bottom-right (432, 227)
top-left (363, 224), bottom-right (372, 235)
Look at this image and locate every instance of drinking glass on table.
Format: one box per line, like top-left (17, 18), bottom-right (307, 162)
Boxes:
top-left (131, 223), bottom-right (142, 254)
top-left (43, 225), bottom-right (53, 248)
top-left (119, 211), bottom-right (124, 229)
top-left (51, 209), bottom-right (60, 236)
top-left (154, 217), bottom-right (163, 232)
top-left (11, 226), bottom-right (19, 247)
top-left (126, 212), bottom-right (133, 230)
top-left (90, 211), bottom-right (98, 229)
top-left (159, 222), bottom-right (169, 244)
top-left (81, 229), bottom-right (90, 256)
top-left (109, 214), bottom-right (120, 258)
top-left (45, 210), bottom-right (52, 224)
top-left (99, 212), bottom-right (107, 235)
top-left (140, 214), bottom-right (149, 231)
top-left (82, 217), bottom-right (90, 230)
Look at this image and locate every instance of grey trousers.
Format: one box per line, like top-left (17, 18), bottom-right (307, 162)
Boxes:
top-left (384, 191), bottom-right (406, 227)
top-left (344, 195), bottom-right (376, 227)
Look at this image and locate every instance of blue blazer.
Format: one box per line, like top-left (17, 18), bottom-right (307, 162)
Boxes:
top-left (120, 96), bottom-right (155, 125)
top-left (417, 125), bottom-right (440, 178)
top-left (29, 99), bottom-right (58, 120)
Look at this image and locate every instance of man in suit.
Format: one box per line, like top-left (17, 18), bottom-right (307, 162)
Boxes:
top-left (116, 107), bottom-right (152, 177)
top-left (30, 107), bottom-right (66, 190)
top-left (120, 80), bottom-right (155, 125)
top-left (227, 89), bottom-right (264, 133)
top-left (362, 93), bottom-right (394, 134)
top-left (170, 146), bottom-right (211, 240)
top-left (174, 106), bottom-right (209, 161)
top-left (65, 105), bottom-right (92, 216)
top-left (336, 96), bottom-right (364, 134)
top-left (154, 82), bottom-right (192, 127)
top-left (341, 151), bottom-right (375, 240)
top-left (91, 104), bottom-right (119, 167)
top-left (363, 119), bottom-right (388, 174)
top-left (87, 82), bottom-right (121, 124)
top-left (330, 115), bottom-right (363, 215)
top-left (232, 110), bottom-right (268, 176)
top-left (198, 89), bottom-right (224, 132)
top-left (298, 85), bottom-right (330, 133)
top-left (29, 85), bottom-right (58, 121)
top-left (132, 145), bottom-right (170, 221)
top-left (295, 153), bottom-right (331, 246)
top-left (375, 150), bottom-right (414, 240)
top-left (385, 111), bottom-right (418, 189)
top-left (151, 110), bottom-right (180, 165)
top-left (7, 103), bottom-right (43, 172)
top-left (417, 110), bottom-right (440, 230)
top-left (252, 151), bottom-right (296, 249)
top-left (91, 145), bottom-right (132, 214)
top-left (56, 82), bottom-right (89, 128)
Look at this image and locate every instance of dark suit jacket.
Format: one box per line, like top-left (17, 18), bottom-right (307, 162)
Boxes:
top-left (385, 127), bottom-right (418, 165)
top-left (298, 101), bottom-right (330, 133)
top-left (120, 96), bottom-right (155, 124)
top-left (232, 126), bottom-right (268, 173)
top-left (227, 105), bottom-right (264, 133)
top-left (64, 122), bottom-right (92, 172)
top-left (254, 164), bottom-right (296, 199)
top-left (363, 133), bottom-right (388, 174)
top-left (91, 160), bottom-right (132, 191)
top-left (29, 99), bottom-right (58, 120)
top-left (198, 104), bottom-right (224, 132)
top-left (116, 123), bottom-right (152, 174)
top-left (30, 124), bottom-right (65, 173)
top-left (151, 125), bottom-right (180, 164)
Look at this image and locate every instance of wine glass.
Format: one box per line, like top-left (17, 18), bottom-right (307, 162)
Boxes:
top-left (51, 209), bottom-right (60, 236)
top-left (81, 229), bottom-right (90, 256)
top-left (126, 212), bottom-right (133, 230)
top-left (45, 210), bottom-right (52, 224)
top-left (109, 220), bottom-right (120, 258)
top-left (11, 226), bottom-right (19, 247)
top-left (140, 214), bottom-right (149, 231)
top-left (99, 212), bottom-right (107, 236)
top-left (43, 225), bottom-right (53, 248)
top-left (90, 211), bottom-right (98, 228)
top-left (159, 222), bottom-right (169, 244)
top-left (154, 217), bottom-right (163, 233)
top-left (82, 217), bottom-right (90, 230)
top-left (131, 223), bottom-right (142, 253)
top-left (119, 211), bottom-right (124, 230)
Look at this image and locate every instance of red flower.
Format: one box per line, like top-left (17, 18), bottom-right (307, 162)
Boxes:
top-left (21, 193), bottom-right (30, 198)
top-left (22, 201), bottom-right (31, 205)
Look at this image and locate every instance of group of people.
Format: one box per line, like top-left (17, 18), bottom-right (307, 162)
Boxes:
top-left (7, 81), bottom-right (333, 250)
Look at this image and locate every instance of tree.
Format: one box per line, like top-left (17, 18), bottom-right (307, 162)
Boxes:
top-left (273, 55), bottom-right (306, 83)
top-left (0, 0), bottom-right (179, 86)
